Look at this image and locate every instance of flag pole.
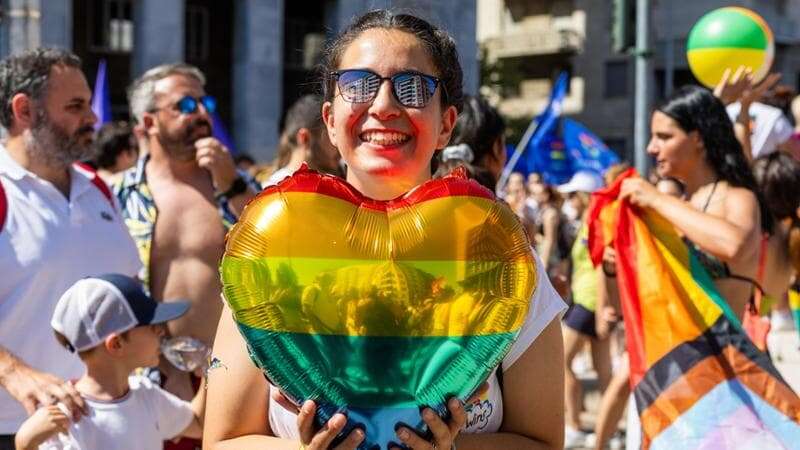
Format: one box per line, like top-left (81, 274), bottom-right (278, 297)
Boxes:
top-left (496, 118), bottom-right (537, 196)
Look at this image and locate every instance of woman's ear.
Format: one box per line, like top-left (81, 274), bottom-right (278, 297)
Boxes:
top-left (436, 105), bottom-right (458, 149)
top-left (322, 102), bottom-right (337, 148)
top-left (690, 130), bottom-right (705, 151)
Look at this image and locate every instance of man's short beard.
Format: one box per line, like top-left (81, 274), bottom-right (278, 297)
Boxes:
top-left (156, 118), bottom-right (212, 162)
top-left (24, 109), bottom-right (97, 169)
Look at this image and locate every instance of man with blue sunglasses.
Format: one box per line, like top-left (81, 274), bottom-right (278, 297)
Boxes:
top-left (115, 63), bottom-right (258, 450)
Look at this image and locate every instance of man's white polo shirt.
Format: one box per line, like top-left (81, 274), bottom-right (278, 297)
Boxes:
top-left (0, 145), bottom-right (142, 433)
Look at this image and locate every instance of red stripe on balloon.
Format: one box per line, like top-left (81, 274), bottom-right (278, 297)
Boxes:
top-left (259, 165), bottom-right (495, 211)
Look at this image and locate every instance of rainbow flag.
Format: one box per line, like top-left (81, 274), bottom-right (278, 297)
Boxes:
top-left (588, 171), bottom-right (800, 449)
top-left (789, 286), bottom-right (800, 340)
top-left (220, 167), bottom-right (536, 448)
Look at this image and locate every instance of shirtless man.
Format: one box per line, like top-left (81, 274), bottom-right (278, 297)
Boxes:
top-left (116, 64), bottom-right (257, 404)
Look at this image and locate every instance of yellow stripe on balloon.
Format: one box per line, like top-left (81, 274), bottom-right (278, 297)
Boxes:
top-left (688, 47), bottom-right (768, 88)
top-left (225, 192), bottom-right (533, 262)
top-left (222, 256), bottom-right (532, 336)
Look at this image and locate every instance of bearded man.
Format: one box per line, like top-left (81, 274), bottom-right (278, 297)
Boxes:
top-left (0, 48), bottom-right (142, 449)
top-left (116, 64), bottom-right (257, 448)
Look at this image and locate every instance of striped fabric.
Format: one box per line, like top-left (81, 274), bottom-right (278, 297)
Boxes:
top-left (588, 170), bottom-right (800, 449)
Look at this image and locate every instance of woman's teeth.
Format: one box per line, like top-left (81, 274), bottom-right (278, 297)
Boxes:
top-left (359, 131), bottom-right (410, 146)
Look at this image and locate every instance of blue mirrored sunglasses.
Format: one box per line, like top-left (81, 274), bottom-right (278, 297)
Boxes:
top-left (330, 69), bottom-right (445, 109)
top-left (174, 95), bottom-right (217, 115)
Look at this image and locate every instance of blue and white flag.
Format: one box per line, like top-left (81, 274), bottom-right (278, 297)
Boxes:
top-left (91, 59), bottom-right (112, 130)
top-left (562, 118), bottom-right (620, 176)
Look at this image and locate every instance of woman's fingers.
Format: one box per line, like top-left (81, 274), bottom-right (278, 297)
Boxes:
top-left (297, 400), bottom-right (317, 444)
top-left (395, 426), bottom-right (434, 450)
top-left (446, 398), bottom-right (468, 436)
top-left (422, 407), bottom-right (451, 445)
top-left (332, 427), bottom-right (365, 450)
top-left (307, 413), bottom-right (347, 449)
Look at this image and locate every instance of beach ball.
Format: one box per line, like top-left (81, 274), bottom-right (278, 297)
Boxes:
top-left (687, 7), bottom-right (774, 88)
top-left (220, 165), bottom-right (536, 449)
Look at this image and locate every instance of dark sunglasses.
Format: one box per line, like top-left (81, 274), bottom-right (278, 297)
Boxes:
top-left (329, 69), bottom-right (445, 109)
top-left (152, 95), bottom-right (217, 115)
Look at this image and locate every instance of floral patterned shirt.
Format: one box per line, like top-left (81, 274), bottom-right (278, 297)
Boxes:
top-left (114, 155), bottom-right (258, 291)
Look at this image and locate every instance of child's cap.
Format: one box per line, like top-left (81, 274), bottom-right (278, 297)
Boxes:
top-left (51, 274), bottom-right (190, 352)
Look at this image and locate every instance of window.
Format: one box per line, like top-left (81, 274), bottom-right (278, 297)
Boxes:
top-left (90, 0), bottom-right (133, 53)
top-left (185, 5), bottom-right (210, 62)
top-left (284, 18), bottom-right (325, 70)
top-left (604, 61), bottom-right (628, 98)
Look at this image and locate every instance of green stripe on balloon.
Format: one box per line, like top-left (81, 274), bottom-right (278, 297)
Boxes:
top-left (238, 323), bottom-right (516, 409)
top-left (687, 8), bottom-right (768, 51)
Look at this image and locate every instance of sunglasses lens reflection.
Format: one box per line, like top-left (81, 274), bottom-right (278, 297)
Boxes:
top-left (177, 97), bottom-right (198, 114)
top-left (175, 96), bottom-right (216, 115)
top-left (335, 70), bottom-right (437, 108)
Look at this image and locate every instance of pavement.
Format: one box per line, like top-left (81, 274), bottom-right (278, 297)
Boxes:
top-left (568, 328), bottom-right (800, 450)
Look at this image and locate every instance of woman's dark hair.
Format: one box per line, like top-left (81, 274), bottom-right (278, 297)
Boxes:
top-left (656, 85), bottom-right (772, 232)
top-left (320, 10), bottom-right (464, 112)
top-left (753, 152), bottom-right (800, 222)
top-left (89, 121), bottom-right (136, 170)
top-left (451, 95), bottom-right (505, 166)
top-left (276, 94), bottom-right (326, 169)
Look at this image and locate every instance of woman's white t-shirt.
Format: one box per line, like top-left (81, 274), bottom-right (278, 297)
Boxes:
top-left (268, 252), bottom-right (567, 437)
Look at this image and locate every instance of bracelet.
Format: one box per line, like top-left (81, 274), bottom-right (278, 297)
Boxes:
top-left (602, 263), bottom-right (617, 278)
top-left (216, 175), bottom-right (248, 199)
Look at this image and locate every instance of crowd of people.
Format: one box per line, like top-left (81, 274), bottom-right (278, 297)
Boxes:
top-left (0, 8), bottom-right (798, 450)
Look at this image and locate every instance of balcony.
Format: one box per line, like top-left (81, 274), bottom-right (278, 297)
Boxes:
top-left (483, 19), bottom-right (582, 59)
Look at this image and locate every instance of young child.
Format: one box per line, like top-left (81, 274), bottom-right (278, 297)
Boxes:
top-left (14, 274), bottom-right (204, 450)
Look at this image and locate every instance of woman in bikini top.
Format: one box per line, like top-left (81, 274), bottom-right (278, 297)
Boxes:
top-left (620, 85), bottom-right (772, 319)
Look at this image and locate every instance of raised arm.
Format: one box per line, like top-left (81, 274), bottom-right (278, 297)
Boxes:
top-left (620, 178), bottom-right (760, 262)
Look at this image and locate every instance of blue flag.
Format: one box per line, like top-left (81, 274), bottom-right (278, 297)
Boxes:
top-left (525, 72), bottom-right (570, 184)
top-left (91, 59), bottom-right (112, 130)
top-left (562, 118), bottom-right (620, 175)
top-left (211, 112), bottom-right (237, 155)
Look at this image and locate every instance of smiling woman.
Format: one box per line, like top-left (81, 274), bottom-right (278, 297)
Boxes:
top-left (203, 10), bottom-right (566, 450)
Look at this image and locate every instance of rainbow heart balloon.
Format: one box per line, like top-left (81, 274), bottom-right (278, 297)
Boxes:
top-left (220, 167), bottom-right (536, 449)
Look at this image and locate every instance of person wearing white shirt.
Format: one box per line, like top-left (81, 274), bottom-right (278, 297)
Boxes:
top-left (0, 49), bottom-right (141, 448)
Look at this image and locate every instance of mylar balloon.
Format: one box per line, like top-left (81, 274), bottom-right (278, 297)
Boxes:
top-left (220, 166), bottom-right (536, 449)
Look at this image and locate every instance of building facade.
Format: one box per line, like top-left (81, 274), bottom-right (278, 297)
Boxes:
top-left (478, 0), bottom-right (800, 162)
top-left (0, 0), bottom-right (478, 162)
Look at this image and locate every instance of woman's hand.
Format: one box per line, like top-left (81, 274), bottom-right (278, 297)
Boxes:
top-left (389, 398), bottom-right (467, 450)
top-left (596, 306), bottom-right (619, 340)
top-left (620, 178), bottom-right (660, 209)
top-left (297, 400), bottom-right (365, 450)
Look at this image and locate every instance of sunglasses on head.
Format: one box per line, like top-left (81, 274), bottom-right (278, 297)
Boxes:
top-left (153, 95), bottom-right (217, 115)
top-left (329, 69), bottom-right (445, 109)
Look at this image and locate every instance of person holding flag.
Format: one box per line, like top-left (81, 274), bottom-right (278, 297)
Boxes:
top-left (589, 85), bottom-right (800, 449)
top-left (619, 85), bottom-right (770, 319)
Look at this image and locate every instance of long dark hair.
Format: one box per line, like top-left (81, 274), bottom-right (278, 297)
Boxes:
top-left (656, 85), bottom-right (772, 232)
